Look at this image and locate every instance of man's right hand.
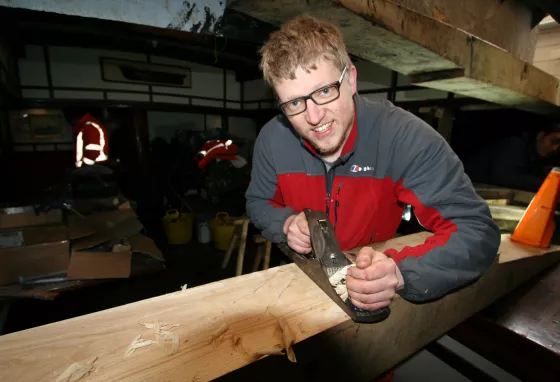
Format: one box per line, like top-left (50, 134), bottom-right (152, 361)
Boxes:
top-left (283, 212), bottom-right (311, 254)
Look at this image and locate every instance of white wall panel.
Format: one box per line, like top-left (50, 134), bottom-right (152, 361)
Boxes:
top-left (21, 89), bottom-right (50, 98)
top-left (18, 45), bottom-right (48, 87)
top-left (244, 79), bottom-right (273, 101)
top-left (49, 46), bottom-right (149, 90)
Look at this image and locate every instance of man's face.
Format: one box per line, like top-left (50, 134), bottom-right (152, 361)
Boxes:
top-left (537, 131), bottom-right (560, 158)
top-left (274, 60), bottom-right (357, 159)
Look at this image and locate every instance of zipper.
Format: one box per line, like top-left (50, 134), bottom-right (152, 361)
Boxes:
top-left (325, 165), bottom-right (335, 218)
top-left (333, 182), bottom-right (343, 232)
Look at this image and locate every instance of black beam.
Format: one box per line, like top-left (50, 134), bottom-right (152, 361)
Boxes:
top-left (13, 97), bottom-right (275, 118)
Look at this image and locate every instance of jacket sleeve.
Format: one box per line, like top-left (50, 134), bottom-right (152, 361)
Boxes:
top-left (384, 117), bottom-right (501, 303)
top-left (245, 126), bottom-right (295, 243)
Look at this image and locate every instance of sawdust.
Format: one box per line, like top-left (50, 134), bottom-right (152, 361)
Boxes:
top-left (56, 356), bottom-right (97, 382)
top-left (124, 321), bottom-right (180, 359)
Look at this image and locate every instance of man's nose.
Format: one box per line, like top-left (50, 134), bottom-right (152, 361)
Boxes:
top-left (305, 99), bottom-right (323, 125)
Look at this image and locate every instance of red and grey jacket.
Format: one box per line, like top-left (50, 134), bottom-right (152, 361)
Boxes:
top-left (245, 94), bottom-right (500, 302)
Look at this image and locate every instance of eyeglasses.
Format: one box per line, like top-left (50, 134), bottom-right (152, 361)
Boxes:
top-left (278, 66), bottom-right (348, 117)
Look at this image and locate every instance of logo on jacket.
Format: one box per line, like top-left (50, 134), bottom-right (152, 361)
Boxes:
top-left (350, 165), bottom-right (374, 172)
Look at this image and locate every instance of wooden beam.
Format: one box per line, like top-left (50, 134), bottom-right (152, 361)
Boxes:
top-left (474, 184), bottom-right (536, 205)
top-left (227, 0), bottom-right (560, 114)
top-left (0, 233), bottom-right (559, 381)
top-left (488, 204), bottom-right (525, 222)
top-left (290, 246), bottom-right (560, 381)
top-left (533, 26), bottom-right (560, 81)
top-left (391, 0), bottom-right (539, 63)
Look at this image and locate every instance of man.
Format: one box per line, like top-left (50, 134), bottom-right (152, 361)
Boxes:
top-left (464, 125), bottom-right (560, 192)
top-left (246, 15), bottom-right (500, 314)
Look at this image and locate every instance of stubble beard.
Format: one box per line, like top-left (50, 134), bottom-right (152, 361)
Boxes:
top-left (315, 118), bottom-right (353, 156)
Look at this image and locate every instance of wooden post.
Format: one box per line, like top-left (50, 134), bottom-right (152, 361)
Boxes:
top-left (436, 107), bottom-right (454, 143)
top-left (131, 108), bottom-right (150, 168)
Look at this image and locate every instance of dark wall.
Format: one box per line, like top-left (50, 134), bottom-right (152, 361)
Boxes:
top-left (450, 107), bottom-right (554, 162)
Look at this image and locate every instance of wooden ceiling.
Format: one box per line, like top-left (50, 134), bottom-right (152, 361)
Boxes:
top-left (228, 0), bottom-right (560, 115)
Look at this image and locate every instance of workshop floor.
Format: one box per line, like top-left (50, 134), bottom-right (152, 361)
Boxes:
top-left (2, 241), bottom-right (521, 382)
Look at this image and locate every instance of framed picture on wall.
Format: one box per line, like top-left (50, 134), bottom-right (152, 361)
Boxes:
top-left (28, 113), bottom-right (64, 139)
top-left (100, 57), bottom-right (192, 88)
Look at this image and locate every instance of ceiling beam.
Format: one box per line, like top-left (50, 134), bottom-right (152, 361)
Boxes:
top-left (228, 0), bottom-right (560, 115)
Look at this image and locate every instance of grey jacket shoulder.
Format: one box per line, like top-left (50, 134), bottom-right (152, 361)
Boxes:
top-left (354, 95), bottom-right (445, 179)
top-left (257, 114), bottom-right (299, 145)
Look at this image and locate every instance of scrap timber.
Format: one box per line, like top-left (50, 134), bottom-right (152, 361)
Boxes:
top-left (0, 232), bottom-right (559, 381)
top-left (228, 0), bottom-right (560, 114)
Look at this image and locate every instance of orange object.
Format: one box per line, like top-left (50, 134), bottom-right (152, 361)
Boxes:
top-left (511, 167), bottom-right (560, 248)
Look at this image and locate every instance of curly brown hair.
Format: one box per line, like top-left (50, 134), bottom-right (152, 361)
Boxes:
top-left (259, 14), bottom-right (352, 87)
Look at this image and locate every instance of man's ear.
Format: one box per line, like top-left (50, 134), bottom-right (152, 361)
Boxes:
top-left (348, 64), bottom-right (358, 95)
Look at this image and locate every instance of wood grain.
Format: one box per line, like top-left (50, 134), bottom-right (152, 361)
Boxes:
top-left (392, 0), bottom-right (538, 62)
top-left (0, 233), bottom-right (558, 381)
top-left (290, 243), bottom-right (560, 381)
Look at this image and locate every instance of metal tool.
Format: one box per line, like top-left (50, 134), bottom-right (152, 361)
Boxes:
top-left (18, 271), bottom-right (68, 289)
top-left (279, 208), bottom-right (390, 324)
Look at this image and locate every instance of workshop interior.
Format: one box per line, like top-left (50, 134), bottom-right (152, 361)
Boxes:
top-left (1, 1), bottom-right (560, 381)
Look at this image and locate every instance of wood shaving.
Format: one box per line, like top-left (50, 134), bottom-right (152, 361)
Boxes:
top-left (328, 265), bottom-right (355, 301)
top-left (124, 321), bottom-right (180, 359)
top-left (277, 319), bottom-right (297, 363)
top-left (56, 356), bottom-right (97, 382)
top-left (252, 350), bottom-right (285, 361)
top-left (141, 321), bottom-right (179, 331)
top-left (125, 335), bottom-right (154, 358)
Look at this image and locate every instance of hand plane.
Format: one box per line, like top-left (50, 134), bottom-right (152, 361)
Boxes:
top-left (279, 208), bottom-right (390, 324)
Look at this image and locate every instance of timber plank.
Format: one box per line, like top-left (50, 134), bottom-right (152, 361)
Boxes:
top-left (0, 233), bottom-right (558, 381)
top-left (533, 60), bottom-right (560, 79)
top-left (291, 248), bottom-right (560, 381)
top-left (474, 184), bottom-right (536, 205)
top-left (536, 27), bottom-right (560, 48)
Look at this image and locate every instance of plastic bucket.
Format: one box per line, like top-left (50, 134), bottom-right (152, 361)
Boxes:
top-left (209, 212), bottom-right (235, 251)
top-left (162, 209), bottom-right (193, 245)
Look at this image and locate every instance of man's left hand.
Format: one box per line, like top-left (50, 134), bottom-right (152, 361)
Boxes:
top-left (346, 247), bottom-right (405, 311)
